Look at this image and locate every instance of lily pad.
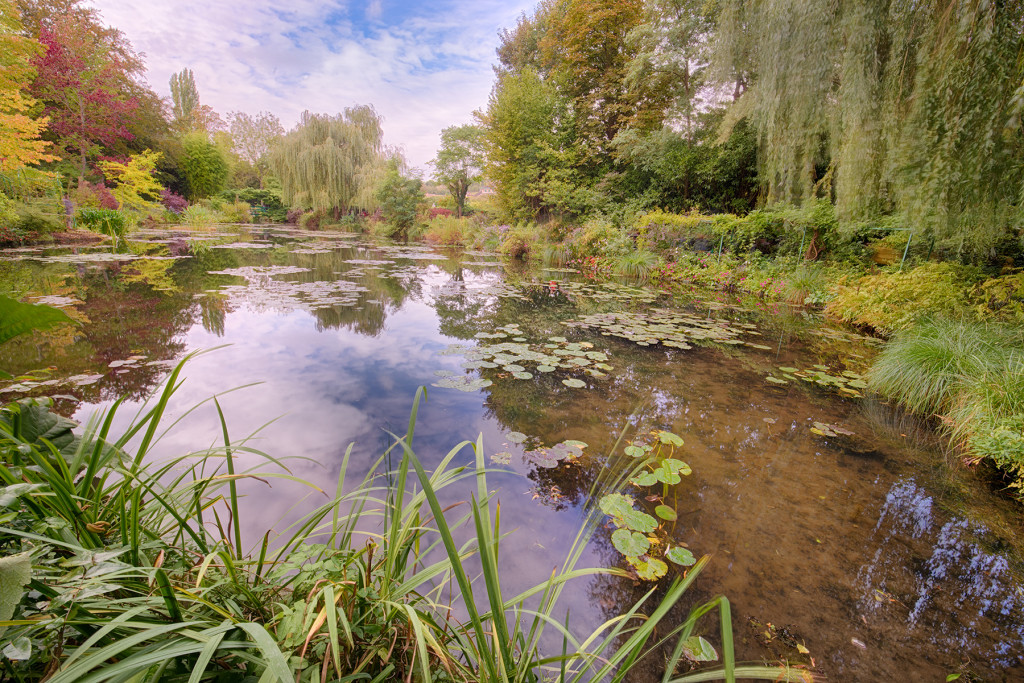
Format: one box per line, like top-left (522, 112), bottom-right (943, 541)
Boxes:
top-left (630, 471), bottom-right (658, 487)
top-left (506, 431), bottom-right (527, 444)
top-left (612, 529), bottom-right (651, 557)
top-left (658, 431), bottom-right (684, 447)
top-left (536, 365), bottom-right (556, 373)
top-left (655, 504), bottom-right (677, 521)
top-left (512, 371), bottom-right (533, 380)
top-left (680, 635), bottom-right (717, 662)
top-left (665, 546), bottom-right (696, 566)
top-left (632, 557), bottom-right (668, 581)
top-left (562, 378), bottom-right (586, 389)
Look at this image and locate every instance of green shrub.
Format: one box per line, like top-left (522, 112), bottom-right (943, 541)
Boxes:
top-left (826, 262), bottom-right (983, 335)
top-left (498, 223), bottom-right (540, 259)
top-left (972, 270), bottom-right (1024, 323)
top-left (613, 250), bottom-right (661, 280)
top-left (868, 319), bottom-right (1024, 493)
top-left (77, 207), bottom-right (129, 242)
top-left (424, 215), bottom-right (476, 245)
top-left (180, 204), bottom-right (221, 227)
top-left (219, 200), bottom-right (253, 223)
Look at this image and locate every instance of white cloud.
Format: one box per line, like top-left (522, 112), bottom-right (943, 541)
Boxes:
top-left (85, 0), bottom-right (536, 169)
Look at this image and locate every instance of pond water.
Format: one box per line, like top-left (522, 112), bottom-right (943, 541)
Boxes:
top-left (2, 225), bottom-right (1023, 680)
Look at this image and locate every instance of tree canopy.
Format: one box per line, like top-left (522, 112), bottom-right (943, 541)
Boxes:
top-left (269, 106), bottom-right (384, 214)
top-left (431, 124), bottom-right (485, 217)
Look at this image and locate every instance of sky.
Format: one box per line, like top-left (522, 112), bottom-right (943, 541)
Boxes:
top-left (84, 0), bottom-right (536, 173)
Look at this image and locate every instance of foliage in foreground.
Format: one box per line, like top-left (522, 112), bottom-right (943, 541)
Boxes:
top-left (869, 319), bottom-right (1024, 494)
top-left (0, 361), bottom-right (814, 682)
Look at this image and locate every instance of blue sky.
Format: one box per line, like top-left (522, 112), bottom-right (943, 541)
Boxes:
top-left (85, 0), bottom-right (536, 172)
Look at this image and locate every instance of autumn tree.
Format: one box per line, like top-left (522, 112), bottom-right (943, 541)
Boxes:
top-left (0, 0), bottom-right (53, 172)
top-left (431, 124), bottom-right (485, 217)
top-left (96, 149), bottom-right (162, 210)
top-left (269, 106), bottom-right (384, 214)
top-left (29, 11), bottom-right (140, 182)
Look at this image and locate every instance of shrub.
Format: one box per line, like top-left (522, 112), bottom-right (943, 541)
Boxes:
top-left (424, 215), bottom-right (475, 245)
top-left (160, 188), bottom-right (189, 214)
top-left (498, 223), bottom-right (540, 260)
top-left (972, 270), bottom-right (1024, 323)
top-left (869, 319), bottom-right (1024, 494)
top-left (613, 250), bottom-right (661, 280)
top-left (826, 262), bottom-right (983, 335)
top-left (428, 207), bottom-right (453, 219)
top-left (298, 209), bottom-right (323, 230)
top-left (72, 180), bottom-right (119, 210)
top-left (77, 207), bottom-right (129, 242)
top-left (180, 204), bottom-right (220, 227)
top-left (219, 200), bottom-right (253, 223)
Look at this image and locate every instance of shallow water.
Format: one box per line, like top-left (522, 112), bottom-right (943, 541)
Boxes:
top-left (2, 225), bottom-right (1023, 680)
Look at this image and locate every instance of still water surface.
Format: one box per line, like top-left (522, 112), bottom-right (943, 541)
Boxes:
top-left (2, 225), bottom-right (1023, 680)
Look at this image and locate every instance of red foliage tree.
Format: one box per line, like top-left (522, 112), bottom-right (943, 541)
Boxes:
top-left (30, 14), bottom-right (139, 182)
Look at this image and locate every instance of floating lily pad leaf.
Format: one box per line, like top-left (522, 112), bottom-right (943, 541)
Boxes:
top-left (502, 364), bottom-right (525, 372)
top-left (562, 378), bottom-right (586, 388)
top-left (680, 636), bottom-right (717, 662)
top-left (630, 471), bottom-right (658, 487)
top-left (666, 546), bottom-right (696, 566)
top-left (811, 422), bottom-right (854, 437)
top-left (766, 376), bottom-right (788, 385)
top-left (549, 442), bottom-right (583, 460)
top-left (632, 557), bottom-right (668, 581)
top-left (658, 431), bottom-right (684, 447)
top-left (655, 504), bottom-right (677, 521)
top-left (513, 337), bottom-right (527, 342)
top-left (585, 369), bottom-right (607, 378)
top-left (564, 439), bottom-right (588, 448)
top-left (813, 364), bottom-right (828, 370)
top-left (536, 365), bottom-right (556, 373)
top-left (612, 529), bottom-right (651, 557)
top-left (548, 336), bottom-right (567, 343)
top-left (625, 445), bottom-right (646, 458)
top-left (506, 431), bottom-right (527, 444)
top-left (526, 452), bottom-right (560, 468)
top-left (664, 458), bottom-right (691, 476)
top-left (479, 361), bottom-right (499, 368)
top-left (847, 379), bottom-right (868, 389)
top-left (599, 493), bottom-right (634, 520)
top-left (779, 366), bottom-right (799, 373)
top-left (491, 452), bottom-right (513, 465)
top-left (842, 371), bottom-right (863, 379)
top-left (622, 509), bottom-right (658, 533)
top-left (512, 371), bottom-right (533, 380)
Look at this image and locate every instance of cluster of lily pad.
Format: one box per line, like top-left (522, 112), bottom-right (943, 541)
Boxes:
top-left (433, 323), bottom-right (614, 392)
top-left (565, 309), bottom-right (768, 350)
top-left (208, 265), bottom-right (370, 311)
top-left (598, 430), bottom-right (696, 581)
top-left (809, 421), bottom-right (854, 438)
top-left (764, 364), bottom-right (869, 397)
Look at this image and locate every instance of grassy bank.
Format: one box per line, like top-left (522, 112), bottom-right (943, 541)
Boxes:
top-left (0, 356), bottom-right (812, 682)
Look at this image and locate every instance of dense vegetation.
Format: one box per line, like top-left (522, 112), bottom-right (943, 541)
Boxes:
top-left (2, 0), bottom-right (1024, 676)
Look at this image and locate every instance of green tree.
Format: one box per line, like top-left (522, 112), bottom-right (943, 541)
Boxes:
top-left (431, 124), bottom-right (484, 217)
top-left (268, 106), bottom-right (384, 214)
top-left (169, 68), bottom-right (198, 131)
top-left (376, 162), bottom-right (423, 240)
top-left (181, 132), bottom-right (227, 199)
top-left (228, 111), bottom-right (284, 188)
top-left (712, 0), bottom-right (1024, 255)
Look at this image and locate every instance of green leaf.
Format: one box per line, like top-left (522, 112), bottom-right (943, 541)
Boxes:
top-left (624, 444), bottom-right (646, 458)
top-left (2, 637), bottom-right (31, 661)
top-left (630, 471), bottom-right (658, 487)
top-left (632, 557), bottom-right (668, 581)
top-left (681, 635), bottom-right (717, 662)
top-left (0, 295), bottom-right (74, 346)
top-left (561, 378), bottom-right (586, 388)
top-left (611, 529), bottom-right (650, 557)
top-left (665, 546), bottom-right (696, 566)
top-left (505, 431), bottom-right (527, 444)
top-left (622, 509), bottom-right (658, 533)
top-left (0, 552), bottom-right (32, 638)
top-left (658, 431), bottom-right (684, 447)
top-left (598, 493), bottom-right (634, 520)
top-left (655, 504), bottom-right (677, 521)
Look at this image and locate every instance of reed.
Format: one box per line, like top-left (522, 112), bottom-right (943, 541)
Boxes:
top-left (0, 359), bottom-right (812, 682)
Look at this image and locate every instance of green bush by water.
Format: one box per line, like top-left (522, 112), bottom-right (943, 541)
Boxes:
top-left (869, 319), bottom-right (1024, 493)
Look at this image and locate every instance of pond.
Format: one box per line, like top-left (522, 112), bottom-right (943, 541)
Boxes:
top-left (2, 225), bottom-right (1023, 680)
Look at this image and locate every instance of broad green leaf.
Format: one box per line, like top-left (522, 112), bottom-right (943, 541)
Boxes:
top-left (0, 552), bottom-right (32, 637)
top-left (632, 557), bottom-right (668, 581)
top-left (598, 493), bottom-right (634, 520)
top-left (624, 445), bottom-right (645, 458)
top-left (665, 546), bottom-right (696, 566)
top-left (622, 509), bottom-right (657, 533)
top-left (611, 529), bottom-right (650, 557)
top-left (0, 295), bottom-right (74, 346)
top-left (658, 431), bottom-right (684, 447)
top-left (655, 504), bottom-right (677, 521)
top-left (630, 471), bottom-right (658, 487)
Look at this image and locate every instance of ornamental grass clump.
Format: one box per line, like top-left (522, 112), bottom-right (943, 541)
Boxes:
top-left (868, 319), bottom-right (1024, 493)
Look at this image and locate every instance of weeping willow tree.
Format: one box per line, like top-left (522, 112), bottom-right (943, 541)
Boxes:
top-left (714, 0), bottom-right (1024, 255)
top-left (269, 106), bottom-right (384, 214)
